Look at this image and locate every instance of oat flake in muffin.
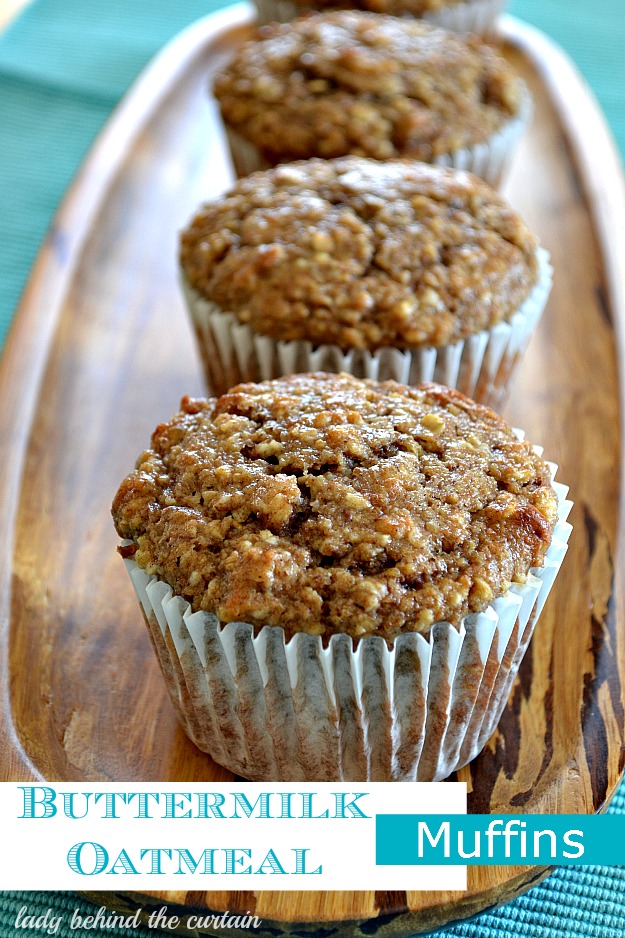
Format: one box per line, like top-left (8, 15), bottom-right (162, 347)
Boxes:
top-left (213, 12), bottom-right (524, 165)
top-left (112, 373), bottom-right (557, 644)
top-left (180, 157), bottom-right (539, 351)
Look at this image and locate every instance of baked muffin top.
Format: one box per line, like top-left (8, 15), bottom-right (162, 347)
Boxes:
top-left (213, 12), bottom-right (525, 164)
top-left (113, 373), bottom-right (557, 643)
top-left (180, 158), bottom-right (539, 350)
top-left (288, 0), bottom-right (471, 16)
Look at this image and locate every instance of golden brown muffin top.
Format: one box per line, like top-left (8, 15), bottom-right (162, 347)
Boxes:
top-left (180, 158), bottom-right (539, 350)
top-left (113, 373), bottom-right (557, 643)
top-left (213, 12), bottom-right (524, 164)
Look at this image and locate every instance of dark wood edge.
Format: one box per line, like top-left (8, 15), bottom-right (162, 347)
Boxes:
top-left (80, 868), bottom-right (552, 938)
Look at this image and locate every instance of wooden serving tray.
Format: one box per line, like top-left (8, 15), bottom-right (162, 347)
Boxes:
top-left (1, 5), bottom-right (624, 934)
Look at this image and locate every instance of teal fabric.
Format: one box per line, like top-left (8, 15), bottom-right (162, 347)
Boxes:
top-left (0, 0), bottom-right (624, 934)
top-left (509, 0), bottom-right (625, 159)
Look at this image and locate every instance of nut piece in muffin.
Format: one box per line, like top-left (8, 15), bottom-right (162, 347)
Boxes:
top-left (214, 12), bottom-right (526, 168)
top-left (112, 373), bottom-right (558, 644)
top-left (181, 157), bottom-right (540, 352)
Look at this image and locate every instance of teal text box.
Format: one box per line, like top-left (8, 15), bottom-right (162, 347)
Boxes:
top-left (376, 814), bottom-right (625, 866)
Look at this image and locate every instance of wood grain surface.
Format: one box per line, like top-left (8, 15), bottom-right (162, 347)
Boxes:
top-left (0, 6), bottom-right (624, 935)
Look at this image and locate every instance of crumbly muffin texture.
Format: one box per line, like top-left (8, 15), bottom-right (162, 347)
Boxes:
top-left (180, 158), bottom-right (539, 350)
top-left (113, 374), bottom-right (557, 643)
top-left (213, 12), bottom-right (524, 164)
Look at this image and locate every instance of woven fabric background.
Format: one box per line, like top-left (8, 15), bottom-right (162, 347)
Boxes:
top-left (1, 0), bottom-right (624, 935)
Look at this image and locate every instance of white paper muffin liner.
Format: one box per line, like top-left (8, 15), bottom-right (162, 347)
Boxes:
top-left (423, 0), bottom-right (506, 35)
top-left (254, 0), bottom-right (505, 35)
top-left (121, 456), bottom-right (572, 782)
top-left (222, 83), bottom-right (531, 188)
top-left (181, 246), bottom-right (551, 408)
top-left (253, 0), bottom-right (304, 26)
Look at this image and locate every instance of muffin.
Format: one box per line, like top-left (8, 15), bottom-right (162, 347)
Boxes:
top-left (113, 373), bottom-right (572, 781)
top-left (255, 0), bottom-right (506, 37)
top-left (213, 12), bottom-right (530, 185)
top-left (180, 157), bottom-right (552, 407)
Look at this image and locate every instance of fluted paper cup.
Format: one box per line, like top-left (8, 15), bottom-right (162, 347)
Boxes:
top-left (222, 86), bottom-right (531, 187)
top-left (181, 246), bottom-right (551, 409)
top-left (254, 0), bottom-right (506, 36)
top-left (120, 458), bottom-right (572, 782)
top-left (424, 0), bottom-right (506, 35)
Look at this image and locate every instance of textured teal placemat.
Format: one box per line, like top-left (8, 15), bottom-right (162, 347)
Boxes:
top-left (0, 1), bottom-right (624, 935)
top-left (510, 0), bottom-right (625, 157)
